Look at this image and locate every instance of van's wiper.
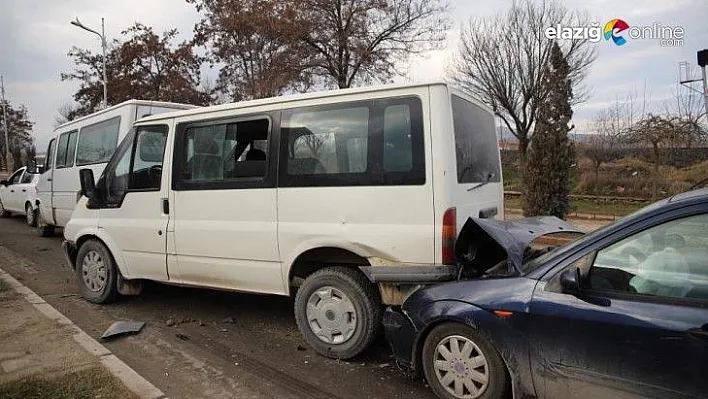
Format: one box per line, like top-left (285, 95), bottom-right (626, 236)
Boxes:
top-left (467, 172), bottom-right (495, 192)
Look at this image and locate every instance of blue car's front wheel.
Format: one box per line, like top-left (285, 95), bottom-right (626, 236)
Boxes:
top-left (422, 323), bottom-right (510, 399)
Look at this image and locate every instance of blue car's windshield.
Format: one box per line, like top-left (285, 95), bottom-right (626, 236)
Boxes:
top-left (519, 199), bottom-right (671, 275)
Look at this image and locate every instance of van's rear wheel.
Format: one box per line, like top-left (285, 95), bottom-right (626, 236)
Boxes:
top-left (294, 267), bottom-right (381, 359)
top-left (25, 204), bottom-right (36, 226)
top-left (76, 239), bottom-right (119, 304)
top-left (0, 199), bottom-right (9, 217)
top-left (36, 211), bottom-right (55, 237)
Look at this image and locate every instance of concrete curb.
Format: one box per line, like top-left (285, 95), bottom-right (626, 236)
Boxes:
top-left (0, 267), bottom-right (167, 399)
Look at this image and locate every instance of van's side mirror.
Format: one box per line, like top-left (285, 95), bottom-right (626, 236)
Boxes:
top-left (79, 169), bottom-right (97, 202)
top-left (560, 268), bottom-right (581, 293)
top-left (0, 180), bottom-right (7, 187)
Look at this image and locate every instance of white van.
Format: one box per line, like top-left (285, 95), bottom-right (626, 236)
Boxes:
top-left (62, 82), bottom-right (503, 359)
top-left (36, 100), bottom-right (197, 236)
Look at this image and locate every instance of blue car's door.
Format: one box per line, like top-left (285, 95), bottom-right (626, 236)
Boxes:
top-left (529, 212), bottom-right (708, 399)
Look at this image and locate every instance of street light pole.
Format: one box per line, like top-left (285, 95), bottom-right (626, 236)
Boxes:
top-left (71, 17), bottom-right (108, 109)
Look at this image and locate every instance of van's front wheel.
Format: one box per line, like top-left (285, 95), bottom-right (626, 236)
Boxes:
top-left (294, 267), bottom-right (382, 360)
top-left (76, 239), bottom-right (119, 304)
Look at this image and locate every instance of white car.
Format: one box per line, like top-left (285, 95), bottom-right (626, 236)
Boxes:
top-left (0, 166), bottom-right (41, 226)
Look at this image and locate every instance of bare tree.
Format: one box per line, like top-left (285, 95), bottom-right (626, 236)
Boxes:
top-left (584, 92), bottom-right (642, 182)
top-left (625, 114), bottom-right (699, 200)
top-left (300, 0), bottom-right (451, 88)
top-left (449, 0), bottom-right (596, 168)
top-left (664, 67), bottom-right (707, 148)
top-left (189, 0), bottom-right (314, 101)
top-left (54, 103), bottom-right (81, 128)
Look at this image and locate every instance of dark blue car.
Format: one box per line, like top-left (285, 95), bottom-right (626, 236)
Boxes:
top-left (380, 189), bottom-right (708, 399)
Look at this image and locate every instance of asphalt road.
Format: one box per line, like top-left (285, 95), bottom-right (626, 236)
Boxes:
top-left (0, 215), bottom-right (435, 398)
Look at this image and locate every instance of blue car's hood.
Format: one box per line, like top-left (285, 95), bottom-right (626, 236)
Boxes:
top-left (403, 277), bottom-right (538, 314)
top-left (456, 216), bottom-right (582, 274)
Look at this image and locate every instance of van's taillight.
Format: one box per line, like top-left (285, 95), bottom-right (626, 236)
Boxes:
top-left (442, 207), bottom-right (456, 265)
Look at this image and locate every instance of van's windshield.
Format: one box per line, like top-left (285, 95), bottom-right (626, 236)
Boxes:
top-left (451, 95), bottom-right (501, 184)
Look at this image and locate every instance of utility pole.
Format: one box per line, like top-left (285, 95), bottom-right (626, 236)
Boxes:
top-left (1, 74), bottom-right (10, 172)
top-left (679, 49), bottom-right (708, 123)
top-left (698, 49), bottom-right (708, 123)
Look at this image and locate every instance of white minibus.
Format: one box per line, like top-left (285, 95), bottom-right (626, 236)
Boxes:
top-left (63, 83), bottom-right (503, 359)
top-left (36, 100), bottom-right (197, 236)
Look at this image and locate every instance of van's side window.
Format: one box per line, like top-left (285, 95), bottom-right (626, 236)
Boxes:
top-left (44, 139), bottom-right (55, 172)
top-left (104, 125), bottom-right (168, 204)
top-left (286, 107), bottom-right (369, 175)
top-left (55, 130), bottom-right (77, 168)
top-left (77, 116), bottom-right (121, 165)
top-left (179, 118), bottom-right (269, 184)
top-left (130, 126), bottom-right (168, 191)
top-left (281, 97), bottom-right (424, 187)
top-left (105, 134), bottom-right (133, 203)
top-left (383, 105), bottom-right (412, 172)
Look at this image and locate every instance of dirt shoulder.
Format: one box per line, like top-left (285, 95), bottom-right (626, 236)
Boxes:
top-left (0, 285), bottom-right (135, 398)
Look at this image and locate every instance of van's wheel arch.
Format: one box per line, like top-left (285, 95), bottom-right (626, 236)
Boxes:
top-left (75, 239), bottom-right (119, 303)
top-left (294, 266), bottom-right (382, 359)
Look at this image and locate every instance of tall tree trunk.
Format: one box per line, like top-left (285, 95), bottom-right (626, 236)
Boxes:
top-left (518, 136), bottom-right (529, 171)
top-left (652, 142), bottom-right (660, 201)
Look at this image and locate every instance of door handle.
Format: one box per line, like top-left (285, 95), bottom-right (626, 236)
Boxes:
top-left (10, 190), bottom-right (14, 193)
top-left (22, 189), bottom-right (26, 192)
top-left (161, 198), bottom-right (169, 215)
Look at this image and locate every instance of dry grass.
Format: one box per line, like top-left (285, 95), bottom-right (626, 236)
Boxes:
top-left (0, 367), bottom-right (136, 399)
top-left (575, 157), bottom-right (705, 198)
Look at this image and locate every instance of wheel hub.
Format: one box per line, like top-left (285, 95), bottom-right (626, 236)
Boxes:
top-left (81, 250), bottom-right (106, 293)
top-left (306, 286), bottom-right (357, 345)
top-left (433, 335), bottom-right (489, 399)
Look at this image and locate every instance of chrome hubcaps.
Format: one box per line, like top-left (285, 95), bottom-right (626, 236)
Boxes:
top-left (305, 286), bottom-right (357, 344)
top-left (26, 206), bottom-right (33, 224)
top-left (433, 335), bottom-right (489, 398)
top-left (81, 250), bottom-right (107, 292)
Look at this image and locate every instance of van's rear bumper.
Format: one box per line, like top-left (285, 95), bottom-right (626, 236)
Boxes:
top-left (359, 265), bottom-right (458, 284)
top-left (61, 240), bottom-right (77, 270)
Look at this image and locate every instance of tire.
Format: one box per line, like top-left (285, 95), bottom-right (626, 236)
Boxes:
top-left (75, 239), bottom-right (119, 304)
top-left (294, 267), bottom-right (382, 359)
top-left (25, 203), bottom-right (36, 227)
top-left (36, 211), bottom-right (55, 237)
top-left (0, 199), bottom-right (10, 218)
top-left (422, 323), bottom-right (510, 399)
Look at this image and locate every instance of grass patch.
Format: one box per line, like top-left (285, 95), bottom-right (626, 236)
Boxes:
top-left (0, 367), bottom-right (136, 399)
top-left (505, 195), bottom-right (645, 216)
top-left (0, 279), bottom-right (8, 292)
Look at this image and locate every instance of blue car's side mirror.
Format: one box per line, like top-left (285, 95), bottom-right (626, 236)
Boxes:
top-left (560, 268), bottom-right (581, 293)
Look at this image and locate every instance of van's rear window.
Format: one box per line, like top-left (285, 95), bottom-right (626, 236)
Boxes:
top-left (451, 95), bottom-right (501, 184)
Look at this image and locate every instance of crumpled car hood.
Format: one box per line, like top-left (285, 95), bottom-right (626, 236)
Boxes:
top-left (455, 216), bottom-right (582, 273)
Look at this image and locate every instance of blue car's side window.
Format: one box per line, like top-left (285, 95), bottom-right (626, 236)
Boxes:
top-left (588, 213), bottom-right (708, 302)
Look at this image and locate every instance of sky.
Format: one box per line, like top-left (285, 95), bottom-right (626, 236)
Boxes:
top-left (1, 0), bottom-right (707, 152)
